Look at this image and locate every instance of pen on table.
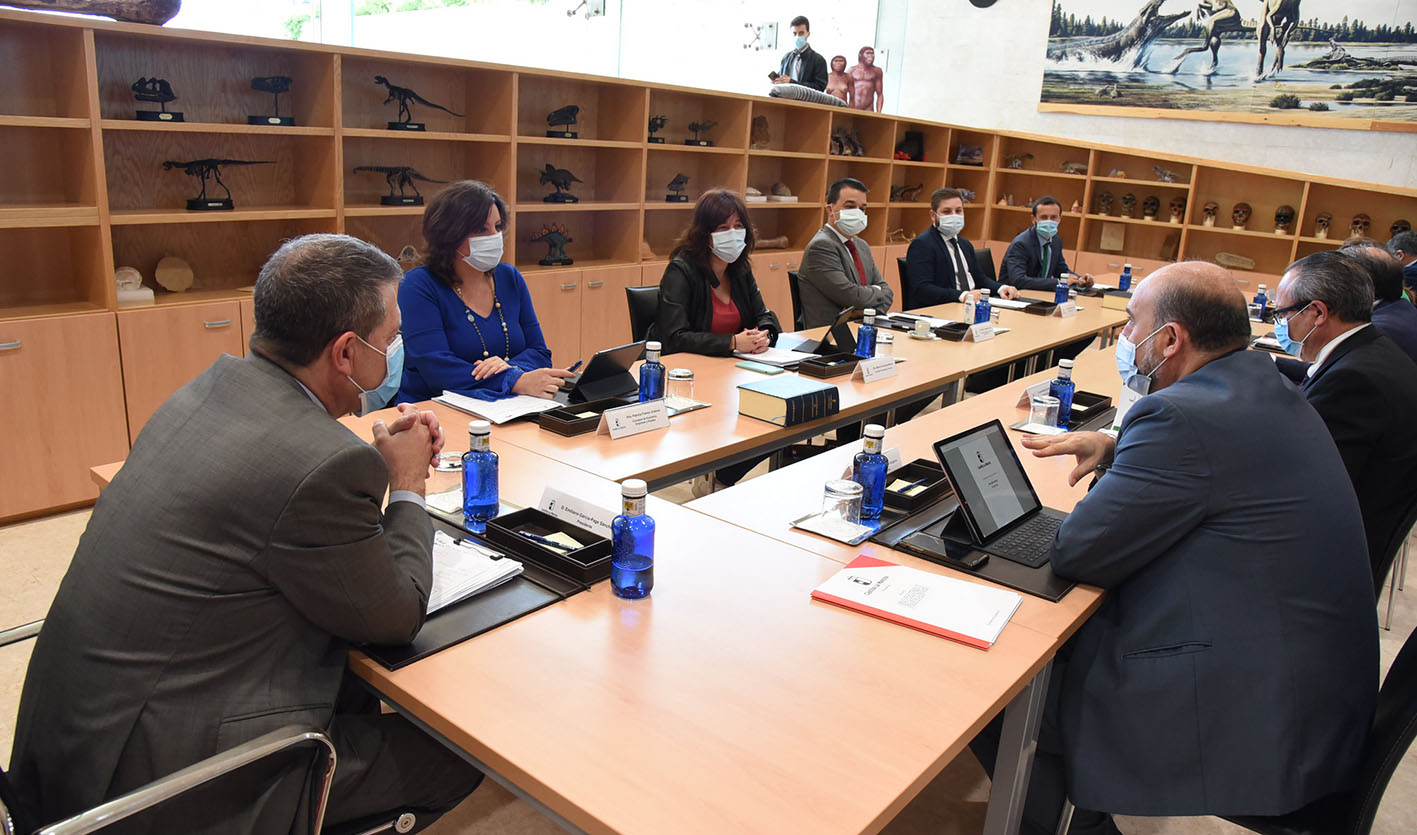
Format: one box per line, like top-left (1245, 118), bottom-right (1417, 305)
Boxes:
top-left (894, 475), bottom-right (931, 493)
top-left (516, 529), bottom-right (577, 552)
top-left (567, 359), bottom-right (584, 373)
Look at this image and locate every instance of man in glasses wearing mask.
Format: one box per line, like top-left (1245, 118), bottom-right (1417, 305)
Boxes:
top-left (799, 177), bottom-right (894, 328)
top-left (1000, 196), bottom-right (1095, 290)
top-left (973, 261), bottom-right (1377, 835)
top-left (10, 234), bottom-right (483, 833)
top-left (1271, 250), bottom-right (1417, 588)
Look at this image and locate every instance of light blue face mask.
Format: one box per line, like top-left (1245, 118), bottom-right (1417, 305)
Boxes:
top-left (1115, 322), bottom-right (1169, 384)
top-left (349, 333), bottom-right (404, 416)
top-left (1274, 303), bottom-right (1314, 357)
top-left (794, 35), bottom-right (808, 50)
top-left (1035, 220), bottom-right (1060, 240)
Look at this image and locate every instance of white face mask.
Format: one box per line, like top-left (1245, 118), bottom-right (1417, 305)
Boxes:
top-left (462, 233), bottom-right (504, 273)
top-left (835, 207), bottom-right (868, 237)
top-left (936, 214), bottom-right (965, 238)
top-left (710, 228), bottom-right (747, 263)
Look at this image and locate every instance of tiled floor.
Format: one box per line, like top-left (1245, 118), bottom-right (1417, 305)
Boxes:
top-left (3, 503), bottom-right (1414, 834)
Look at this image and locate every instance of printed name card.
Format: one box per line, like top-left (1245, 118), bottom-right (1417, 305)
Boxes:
top-left (966, 322), bottom-right (996, 342)
top-left (539, 486), bottom-right (614, 537)
top-left (1054, 301), bottom-right (1079, 318)
top-left (853, 356), bottom-right (898, 383)
top-left (1016, 380), bottom-right (1052, 408)
top-left (597, 400), bottom-right (670, 439)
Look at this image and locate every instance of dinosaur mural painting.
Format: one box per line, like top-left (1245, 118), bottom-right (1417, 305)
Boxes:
top-left (1046, 0), bottom-right (1188, 68)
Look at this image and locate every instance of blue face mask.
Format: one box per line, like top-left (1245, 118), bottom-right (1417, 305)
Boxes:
top-left (794, 35), bottom-right (808, 50)
top-left (349, 334), bottom-right (404, 416)
top-left (1274, 303), bottom-right (1314, 357)
top-left (1115, 323), bottom-right (1169, 382)
top-left (1035, 220), bottom-right (1059, 240)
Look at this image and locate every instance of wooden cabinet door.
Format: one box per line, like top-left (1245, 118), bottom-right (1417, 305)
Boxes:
top-left (579, 265), bottom-right (639, 358)
top-left (0, 313), bottom-right (129, 519)
top-left (117, 301), bottom-right (245, 444)
top-left (640, 263), bottom-right (668, 287)
top-left (238, 298), bottom-right (255, 357)
top-left (523, 271), bottom-right (581, 367)
top-left (749, 250), bottom-right (799, 330)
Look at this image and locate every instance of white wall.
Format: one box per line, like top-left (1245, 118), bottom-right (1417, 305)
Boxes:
top-left (894, 2), bottom-right (1416, 190)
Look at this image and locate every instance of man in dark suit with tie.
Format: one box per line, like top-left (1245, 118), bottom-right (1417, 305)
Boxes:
top-left (1000, 196), bottom-right (1094, 289)
top-left (1389, 229), bottom-right (1417, 295)
top-left (974, 261), bottom-right (1378, 835)
top-left (904, 187), bottom-right (1029, 307)
top-left (10, 235), bottom-right (483, 833)
top-left (1272, 250), bottom-right (1417, 588)
top-left (771, 15), bottom-right (829, 92)
top-left (1345, 242), bottom-right (1417, 365)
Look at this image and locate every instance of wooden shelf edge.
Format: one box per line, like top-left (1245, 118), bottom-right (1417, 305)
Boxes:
top-left (100, 119), bottom-right (335, 137)
top-left (647, 144), bottom-right (746, 155)
top-left (827, 156), bottom-right (893, 165)
top-left (0, 206), bottom-right (101, 229)
top-left (516, 136), bottom-right (643, 149)
top-left (0, 115), bottom-right (91, 129)
top-left (342, 127), bottom-right (511, 143)
top-left (512, 202), bottom-right (642, 212)
top-left (1085, 214), bottom-right (1186, 228)
top-left (1091, 176), bottom-right (1191, 189)
top-left (1184, 224), bottom-right (1298, 241)
top-left (748, 149), bottom-right (828, 159)
top-left (0, 301), bottom-right (108, 322)
top-left (110, 207), bottom-right (338, 225)
top-left (996, 169), bottom-right (1088, 180)
top-left (122, 287), bottom-right (256, 309)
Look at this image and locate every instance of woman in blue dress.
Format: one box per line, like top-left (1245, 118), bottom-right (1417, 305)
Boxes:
top-left (396, 181), bottom-right (574, 402)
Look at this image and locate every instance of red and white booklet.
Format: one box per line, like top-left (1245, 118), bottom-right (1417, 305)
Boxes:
top-left (811, 555), bottom-right (1023, 649)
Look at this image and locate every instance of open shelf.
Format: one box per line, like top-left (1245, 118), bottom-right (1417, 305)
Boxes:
top-left (345, 135), bottom-right (512, 207)
top-left (1182, 227), bottom-right (1297, 275)
top-left (0, 125), bottom-right (100, 213)
top-left (1190, 168), bottom-right (1305, 237)
top-left (748, 155), bottom-right (826, 207)
top-left (648, 89), bottom-right (749, 150)
top-left (0, 225), bottom-right (109, 312)
top-left (889, 162), bottom-right (945, 206)
top-left (95, 32), bottom-right (336, 128)
top-left (513, 208), bottom-right (639, 271)
top-left (829, 112), bottom-right (896, 162)
top-left (111, 217), bottom-right (337, 296)
top-left (748, 100), bottom-right (829, 156)
top-left (950, 129), bottom-right (997, 168)
top-left (0, 21), bottom-right (89, 119)
top-left (342, 58), bottom-right (511, 136)
top-left (1083, 216), bottom-right (1183, 262)
top-left (891, 121), bottom-right (951, 165)
top-left (994, 171), bottom-right (1085, 216)
top-left (517, 76), bottom-right (645, 144)
top-left (1087, 187), bottom-right (1186, 223)
top-left (1092, 150), bottom-right (1192, 186)
top-left (344, 213), bottom-right (427, 268)
top-left (944, 167), bottom-right (989, 207)
top-left (997, 136), bottom-right (1091, 177)
top-left (886, 206), bottom-right (934, 242)
top-left (644, 146), bottom-right (746, 204)
top-left (103, 131), bottom-right (335, 214)
top-left (518, 144), bottom-right (642, 205)
top-left (827, 159), bottom-right (891, 206)
top-left (1303, 182), bottom-right (1416, 241)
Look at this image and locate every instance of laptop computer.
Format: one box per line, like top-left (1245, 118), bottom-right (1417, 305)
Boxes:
top-left (555, 340), bottom-right (644, 404)
top-left (928, 419), bottom-right (1069, 569)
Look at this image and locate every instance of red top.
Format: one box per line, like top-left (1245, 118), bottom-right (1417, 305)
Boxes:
top-left (709, 290), bottom-right (742, 335)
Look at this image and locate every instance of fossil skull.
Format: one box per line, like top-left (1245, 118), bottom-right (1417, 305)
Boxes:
top-left (1393, 219), bottom-right (1412, 236)
top-left (1274, 205), bottom-right (1296, 234)
top-left (1120, 193), bottom-right (1137, 218)
top-left (1232, 202), bottom-right (1252, 230)
top-left (1096, 191), bottom-right (1114, 215)
top-left (1313, 211), bottom-right (1333, 239)
top-left (1168, 196), bottom-right (1186, 224)
top-left (1202, 201), bottom-right (1219, 227)
top-left (1351, 213), bottom-right (1371, 237)
top-left (1142, 195), bottom-right (1160, 219)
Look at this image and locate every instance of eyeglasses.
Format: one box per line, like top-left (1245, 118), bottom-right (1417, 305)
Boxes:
top-left (1271, 301), bottom-right (1312, 322)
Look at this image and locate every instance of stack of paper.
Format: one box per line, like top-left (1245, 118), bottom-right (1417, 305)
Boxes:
top-left (735, 346), bottom-right (818, 367)
top-left (428, 531), bottom-right (524, 613)
top-left (434, 391), bottom-right (560, 424)
top-left (988, 297), bottom-right (1032, 311)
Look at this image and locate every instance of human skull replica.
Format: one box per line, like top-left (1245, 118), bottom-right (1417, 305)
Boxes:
top-left (1095, 191), bottom-right (1114, 216)
top-left (1231, 202), bottom-right (1252, 231)
top-left (1274, 205), bottom-right (1296, 235)
top-left (1120, 193), bottom-right (1137, 218)
top-left (1313, 211), bottom-right (1333, 239)
top-left (1168, 196), bottom-right (1186, 224)
top-left (1351, 213), bottom-right (1371, 238)
top-left (1393, 219), bottom-right (1412, 236)
top-left (1142, 195), bottom-right (1160, 220)
top-left (1202, 201), bottom-right (1219, 227)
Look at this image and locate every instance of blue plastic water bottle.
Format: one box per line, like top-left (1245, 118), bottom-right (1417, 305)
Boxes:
top-left (855, 308), bottom-right (878, 358)
top-left (1054, 275), bottom-right (1070, 304)
top-left (611, 478), bottom-right (655, 599)
top-left (1049, 359), bottom-right (1076, 430)
top-left (461, 420), bottom-right (498, 534)
top-left (853, 424), bottom-right (889, 520)
top-left (1253, 284), bottom-right (1269, 320)
top-left (638, 340), bottom-right (665, 401)
top-left (975, 289), bottom-right (992, 324)
top-left (1119, 263), bottom-right (1133, 292)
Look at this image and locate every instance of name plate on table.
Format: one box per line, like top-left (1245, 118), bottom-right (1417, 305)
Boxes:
top-left (1054, 301), bottom-right (1079, 318)
top-left (853, 356), bottom-right (897, 383)
top-left (539, 486), bottom-right (614, 537)
top-left (597, 400), bottom-right (670, 439)
top-left (1016, 380), bottom-right (1051, 408)
top-left (965, 322), bottom-right (995, 342)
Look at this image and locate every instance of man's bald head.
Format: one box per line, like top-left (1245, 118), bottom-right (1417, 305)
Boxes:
top-left (1136, 261), bottom-right (1252, 354)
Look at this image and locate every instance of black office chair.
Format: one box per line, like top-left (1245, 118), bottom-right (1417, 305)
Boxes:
top-left (787, 270), bottom-right (805, 330)
top-left (625, 285), bottom-right (659, 342)
top-left (895, 257), bottom-right (915, 311)
top-left (977, 246), bottom-right (997, 283)
top-left (1375, 494), bottom-right (1417, 630)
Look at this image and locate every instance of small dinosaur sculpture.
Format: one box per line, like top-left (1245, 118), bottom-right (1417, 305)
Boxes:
top-left (547, 105), bottom-right (580, 130)
top-left (648, 114), bottom-right (668, 139)
top-left (353, 166), bottom-right (449, 202)
top-left (1061, 161), bottom-right (1088, 175)
top-left (890, 183), bottom-right (924, 202)
top-left (1153, 165), bottom-right (1178, 183)
top-left (530, 223), bottom-right (574, 265)
top-left (1005, 153), bottom-right (1033, 169)
top-left (539, 164), bottom-right (583, 203)
top-left (666, 173), bottom-right (690, 200)
top-left (374, 75), bottom-right (463, 125)
top-left (830, 127), bottom-right (865, 157)
top-left (687, 120), bottom-right (717, 142)
top-left (163, 158), bottom-right (273, 206)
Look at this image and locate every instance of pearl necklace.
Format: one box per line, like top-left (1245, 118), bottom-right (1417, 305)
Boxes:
top-left (455, 275), bottom-right (509, 359)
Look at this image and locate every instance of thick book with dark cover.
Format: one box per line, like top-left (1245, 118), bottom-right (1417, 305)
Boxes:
top-left (737, 375), bottom-right (840, 426)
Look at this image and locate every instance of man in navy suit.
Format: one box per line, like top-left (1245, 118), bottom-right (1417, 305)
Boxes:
top-left (1387, 229), bottom-right (1417, 296)
top-left (905, 188), bottom-right (1029, 307)
top-left (1000, 196), bottom-right (1094, 289)
top-left (973, 261), bottom-right (1377, 834)
top-left (1273, 250), bottom-right (1417, 588)
top-left (1345, 242), bottom-right (1417, 365)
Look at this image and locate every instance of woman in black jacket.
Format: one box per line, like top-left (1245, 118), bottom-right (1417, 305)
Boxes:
top-left (649, 188), bottom-right (781, 356)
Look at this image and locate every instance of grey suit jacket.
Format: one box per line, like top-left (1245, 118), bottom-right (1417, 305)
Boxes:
top-left (798, 226), bottom-right (894, 328)
top-left (10, 353), bottom-right (434, 834)
top-left (1052, 349), bottom-right (1377, 816)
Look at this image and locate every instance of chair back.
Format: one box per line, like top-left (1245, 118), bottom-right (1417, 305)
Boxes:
top-left (895, 257), bottom-right (914, 311)
top-left (1, 763), bottom-right (33, 835)
top-left (787, 270), bottom-right (805, 331)
top-left (1370, 492), bottom-right (1417, 595)
top-left (977, 246), bottom-right (997, 283)
top-left (625, 285), bottom-right (660, 343)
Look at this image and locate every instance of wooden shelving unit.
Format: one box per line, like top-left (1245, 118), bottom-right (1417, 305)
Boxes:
top-left (0, 6), bottom-right (1412, 521)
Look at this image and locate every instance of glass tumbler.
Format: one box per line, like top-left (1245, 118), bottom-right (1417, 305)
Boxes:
top-left (1030, 394), bottom-right (1061, 428)
top-left (666, 367), bottom-right (694, 406)
top-left (822, 479), bottom-right (865, 526)
top-left (876, 332), bottom-right (894, 357)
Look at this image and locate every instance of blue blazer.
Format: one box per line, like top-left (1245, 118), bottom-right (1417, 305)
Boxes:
top-left (1371, 298), bottom-right (1417, 366)
top-left (1052, 349), bottom-right (1377, 816)
top-left (396, 264), bottom-right (552, 402)
top-left (903, 228), bottom-right (1005, 307)
top-left (1000, 228), bottom-right (1070, 290)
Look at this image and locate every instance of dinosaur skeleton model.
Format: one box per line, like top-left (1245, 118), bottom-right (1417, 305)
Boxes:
top-left (666, 173), bottom-right (690, 202)
top-left (530, 223), bottom-right (574, 266)
top-left (648, 115), bottom-right (668, 143)
top-left (353, 166), bottom-right (449, 205)
top-left (889, 184), bottom-right (924, 203)
top-left (686, 120), bottom-right (717, 146)
top-left (250, 76), bottom-right (294, 126)
top-left (163, 158), bottom-right (273, 210)
top-left (374, 75), bottom-right (463, 130)
top-left (547, 105), bottom-right (580, 138)
top-left (133, 77), bottom-right (181, 121)
top-left (539, 164), bottom-right (583, 203)
top-left (830, 127), bottom-right (865, 157)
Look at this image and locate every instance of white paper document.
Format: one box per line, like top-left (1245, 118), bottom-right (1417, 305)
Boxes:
top-left (434, 391), bottom-right (560, 424)
top-left (427, 531), bottom-right (524, 614)
top-left (988, 297), bottom-right (1031, 310)
top-left (735, 346), bottom-right (818, 367)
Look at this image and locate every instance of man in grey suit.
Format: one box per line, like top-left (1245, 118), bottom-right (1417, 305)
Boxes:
top-left (797, 177), bottom-right (894, 328)
top-left (973, 262), bottom-right (1378, 834)
top-left (9, 235), bottom-right (482, 833)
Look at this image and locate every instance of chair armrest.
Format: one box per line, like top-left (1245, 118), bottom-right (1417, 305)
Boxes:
top-left (0, 621), bottom-right (41, 648)
top-left (37, 725), bottom-right (337, 835)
